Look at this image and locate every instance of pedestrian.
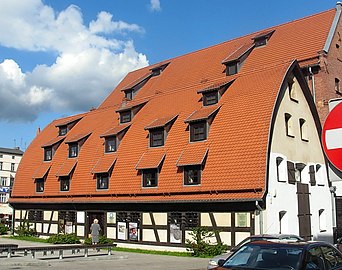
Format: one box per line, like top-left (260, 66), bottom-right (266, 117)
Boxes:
top-left (90, 219), bottom-right (101, 245)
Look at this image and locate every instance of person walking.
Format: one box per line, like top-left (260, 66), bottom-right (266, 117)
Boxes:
top-left (90, 219), bottom-right (101, 245)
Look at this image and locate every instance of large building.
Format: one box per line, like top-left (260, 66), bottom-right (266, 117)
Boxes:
top-left (0, 147), bottom-right (24, 227)
top-left (9, 4), bottom-right (342, 248)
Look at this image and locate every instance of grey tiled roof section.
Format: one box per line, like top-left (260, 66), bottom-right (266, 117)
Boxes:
top-left (0, 147), bottom-right (24, 155)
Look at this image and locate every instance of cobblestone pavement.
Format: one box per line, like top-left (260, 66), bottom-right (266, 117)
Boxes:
top-left (0, 237), bottom-right (209, 270)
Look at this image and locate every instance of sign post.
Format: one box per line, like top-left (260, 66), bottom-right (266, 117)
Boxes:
top-left (322, 102), bottom-right (342, 172)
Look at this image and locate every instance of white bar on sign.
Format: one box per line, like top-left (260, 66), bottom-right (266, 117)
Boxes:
top-left (326, 128), bottom-right (342, 150)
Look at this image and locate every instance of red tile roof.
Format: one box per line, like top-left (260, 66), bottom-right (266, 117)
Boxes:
top-left (184, 105), bottom-right (221, 123)
top-left (176, 142), bottom-right (209, 166)
top-left (115, 99), bottom-right (149, 113)
top-left (222, 42), bottom-right (255, 64)
top-left (100, 124), bottom-right (131, 137)
top-left (10, 8), bottom-right (336, 204)
top-left (135, 148), bottom-right (166, 170)
top-left (92, 154), bottom-right (117, 174)
top-left (55, 115), bottom-right (83, 127)
top-left (55, 159), bottom-right (77, 177)
top-left (41, 136), bottom-right (65, 148)
top-left (144, 115), bottom-right (178, 130)
top-left (32, 163), bottom-right (51, 179)
top-left (64, 132), bottom-right (91, 144)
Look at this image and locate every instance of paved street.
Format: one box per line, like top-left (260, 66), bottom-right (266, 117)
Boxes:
top-left (0, 237), bottom-right (208, 270)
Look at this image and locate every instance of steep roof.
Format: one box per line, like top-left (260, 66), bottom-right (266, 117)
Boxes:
top-left (10, 8), bottom-right (336, 204)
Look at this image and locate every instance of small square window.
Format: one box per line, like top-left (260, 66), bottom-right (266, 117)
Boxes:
top-left (120, 110), bottom-right (131, 123)
top-left (125, 90), bottom-right (133, 100)
top-left (226, 62), bottom-right (238, 76)
top-left (44, 147), bottom-right (52, 161)
top-left (36, 179), bottom-right (44, 192)
top-left (12, 156), bottom-right (15, 159)
top-left (150, 129), bottom-right (164, 147)
top-left (10, 163), bottom-right (15, 172)
top-left (97, 173), bottom-right (109, 189)
top-left (335, 78), bottom-right (341, 94)
top-left (184, 165), bottom-right (201, 185)
top-left (203, 91), bottom-right (218, 106)
top-left (0, 154), bottom-right (3, 158)
top-left (0, 162), bottom-right (2, 170)
top-left (69, 143), bottom-right (78, 158)
top-left (105, 136), bottom-right (116, 153)
top-left (190, 121), bottom-right (207, 142)
top-left (60, 176), bottom-right (70, 191)
top-left (59, 125), bottom-right (68, 136)
top-left (143, 169), bottom-right (158, 187)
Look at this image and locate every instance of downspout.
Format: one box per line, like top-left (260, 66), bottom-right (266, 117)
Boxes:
top-left (256, 201), bottom-right (263, 234)
top-left (309, 67), bottom-right (316, 103)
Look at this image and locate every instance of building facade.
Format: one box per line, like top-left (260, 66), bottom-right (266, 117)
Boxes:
top-left (9, 4), bottom-right (342, 248)
top-left (0, 147), bottom-right (24, 227)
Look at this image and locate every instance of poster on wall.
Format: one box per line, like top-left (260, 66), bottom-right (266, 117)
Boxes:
top-left (129, 222), bottom-right (138, 241)
top-left (236, 213), bottom-right (248, 227)
top-left (65, 221), bottom-right (73, 234)
top-left (170, 223), bottom-right (182, 243)
top-left (117, 222), bottom-right (127, 240)
top-left (77, 212), bottom-right (85, 223)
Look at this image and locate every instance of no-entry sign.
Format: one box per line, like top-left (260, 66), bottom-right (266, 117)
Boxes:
top-left (322, 102), bottom-right (342, 171)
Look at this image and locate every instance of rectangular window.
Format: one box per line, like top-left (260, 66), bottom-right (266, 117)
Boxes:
top-left (12, 156), bottom-right (15, 159)
top-left (150, 128), bottom-right (164, 147)
top-left (190, 121), bottom-right (207, 142)
top-left (0, 162), bottom-right (2, 170)
top-left (0, 177), bottom-right (7, 186)
top-left (59, 125), bottom-right (67, 136)
top-left (44, 147), bottom-right (52, 161)
top-left (0, 194), bottom-right (7, 203)
top-left (10, 163), bottom-right (15, 172)
top-left (105, 136), bottom-right (116, 153)
top-left (36, 179), bottom-right (44, 192)
top-left (125, 90), bottom-right (133, 100)
top-left (184, 212), bottom-right (199, 229)
top-left (299, 118), bottom-right (309, 142)
top-left (142, 169), bottom-right (158, 187)
top-left (68, 143), bottom-right (78, 158)
top-left (276, 157), bottom-right (286, 182)
top-left (285, 113), bottom-right (295, 138)
top-left (184, 165), bottom-right (201, 185)
top-left (0, 154), bottom-right (3, 158)
top-left (335, 78), bottom-right (341, 94)
top-left (309, 165), bottom-right (316, 186)
top-left (60, 176), bottom-right (70, 191)
top-left (226, 62), bottom-right (238, 76)
top-left (97, 173), bottom-right (109, 189)
top-left (287, 161), bottom-right (296, 184)
top-left (203, 91), bottom-right (218, 106)
top-left (120, 110), bottom-right (131, 123)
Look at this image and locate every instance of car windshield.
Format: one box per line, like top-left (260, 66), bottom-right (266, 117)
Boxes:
top-left (223, 244), bottom-right (303, 269)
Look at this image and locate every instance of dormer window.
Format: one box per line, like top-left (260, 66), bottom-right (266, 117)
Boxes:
top-left (203, 91), bottom-right (218, 106)
top-left (120, 110), bottom-right (131, 123)
top-left (125, 90), bottom-right (133, 100)
top-left (59, 125), bottom-right (67, 136)
top-left (185, 106), bottom-right (221, 143)
top-left (150, 128), bottom-right (164, 147)
top-left (44, 147), bottom-right (52, 161)
top-left (190, 121), bottom-right (207, 142)
top-left (69, 143), bottom-right (78, 158)
top-left (150, 62), bottom-right (170, 77)
top-left (252, 29), bottom-right (275, 48)
top-left (226, 62), bottom-right (238, 76)
top-left (105, 136), bottom-right (117, 153)
top-left (198, 80), bottom-right (234, 106)
top-left (144, 115), bottom-right (178, 148)
top-left (142, 169), bottom-right (158, 187)
top-left (222, 43), bottom-right (254, 76)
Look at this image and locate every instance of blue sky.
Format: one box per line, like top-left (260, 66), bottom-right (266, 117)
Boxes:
top-left (0, 0), bottom-right (338, 150)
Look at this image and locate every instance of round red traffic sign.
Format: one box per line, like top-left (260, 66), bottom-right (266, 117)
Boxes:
top-left (322, 102), bottom-right (342, 171)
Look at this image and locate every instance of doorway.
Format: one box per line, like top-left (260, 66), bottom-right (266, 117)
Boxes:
top-left (87, 212), bottom-right (105, 237)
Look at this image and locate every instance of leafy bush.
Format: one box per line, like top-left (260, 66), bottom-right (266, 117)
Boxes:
top-left (47, 233), bottom-right (81, 244)
top-left (14, 221), bottom-right (36, 237)
top-left (186, 227), bottom-right (228, 257)
top-left (83, 235), bottom-right (113, 245)
top-left (0, 223), bottom-right (8, 235)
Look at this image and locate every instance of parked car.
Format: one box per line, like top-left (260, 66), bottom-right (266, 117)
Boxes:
top-left (207, 234), bottom-right (303, 269)
top-left (336, 237), bottom-right (342, 253)
top-left (214, 240), bottom-right (342, 269)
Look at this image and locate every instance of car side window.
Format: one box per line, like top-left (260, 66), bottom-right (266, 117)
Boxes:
top-left (306, 247), bottom-right (325, 270)
top-left (321, 245), bottom-right (342, 269)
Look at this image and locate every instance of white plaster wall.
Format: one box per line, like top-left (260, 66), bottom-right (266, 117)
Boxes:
top-left (107, 227), bottom-right (116, 239)
top-left (50, 224), bottom-right (58, 234)
top-left (142, 229), bottom-right (156, 241)
top-left (157, 229), bottom-right (168, 242)
top-left (77, 225), bottom-right (85, 237)
top-left (267, 76), bottom-right (333, 242)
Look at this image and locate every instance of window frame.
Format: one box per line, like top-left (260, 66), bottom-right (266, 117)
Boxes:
top-left (285, 113), bottom-right (295, 138)
top-left (142, 169), bottom-right (158, 188)
top-left (190, 121), bottom-right (207, 142)
top-left (184, 165), bottom-right (202, 185)
top-left (59, 176), bottom-right (70, 192)
top-left (36, 179), bottom-right (45, 193)
top-left (59, 125), bottom-right (68, 136)
top-left (96, 173), bottom-right (109, 190)
top-left (226, 62), bottom-right (238, 76)
top-left (125, 90), bottom-right (133, 100)
top-left (150, 128), bottom-right (164, 147)
top-left (120, 110), bottom-right (132, 123)
top-left (203, 91), bottom-right (219, 106)
top-left (44, 147), bottom-right (53, 161)
top-left (0, 162), bottom-right (2, 170)
top-left (105, 136), bottom-right (117, 153)
top-left (299, 118), bottom-right (309, 142)
top-left (68, 143), bottom-right (79, 158)
top-left (10, 163), bottom-right (15, 172)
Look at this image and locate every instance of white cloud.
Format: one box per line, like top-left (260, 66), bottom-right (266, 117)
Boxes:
top-left (0, 0), bottom-right (149, 122)
top-left (150, 0), bottom-right (161, 12)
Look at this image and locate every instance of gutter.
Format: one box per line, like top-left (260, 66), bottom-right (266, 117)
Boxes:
top-left (323, 3), bottom-right (342, 53)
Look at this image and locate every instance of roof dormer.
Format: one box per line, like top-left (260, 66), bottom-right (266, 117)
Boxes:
top-left (116, 100), bottom-right (148, 124)
top-left (252, 29), bottom-right (275, 47)
top-left (197, 79), bottom-right (235, 106)
top-left (222, 43), bottom-right (254, 76)
top-left (55, 116), bottom-right (83, 136)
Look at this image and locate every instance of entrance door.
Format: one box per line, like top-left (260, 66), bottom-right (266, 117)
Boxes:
top-left (87, 212), bottom-right (105, 237)
top-left (297, 183), bottom-right (312, 240)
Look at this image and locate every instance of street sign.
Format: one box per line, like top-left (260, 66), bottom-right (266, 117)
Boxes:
top-left (322, 102), bottom-right (342, 171)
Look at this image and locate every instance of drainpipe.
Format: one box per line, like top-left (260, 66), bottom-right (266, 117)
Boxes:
top-left (309, 67), bottom-right (316, 103)
top-left (256, 201), bottom-right (263, 234)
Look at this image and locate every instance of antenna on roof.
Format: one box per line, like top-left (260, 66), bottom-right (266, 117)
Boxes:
top-left (14, 139), bottom-right (16, 148)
